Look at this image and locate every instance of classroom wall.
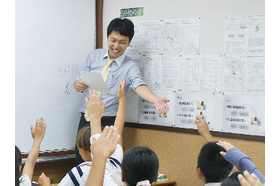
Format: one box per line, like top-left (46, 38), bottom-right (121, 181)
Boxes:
top-left (123, 127), bottom-right (265, 186)
top-left (103, 0), bottom-right (265, 185)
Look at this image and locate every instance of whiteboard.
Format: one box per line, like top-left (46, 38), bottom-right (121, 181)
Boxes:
top-left (15, 0), bottom-right (95, 153)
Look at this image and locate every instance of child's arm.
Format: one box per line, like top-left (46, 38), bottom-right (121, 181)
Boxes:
top-left (85, 126), bottom-right (120, 186)
top-left (195, 117), bottom-right (214, 142)
top-left (22, 117), bottom-right (46, 181)
top-left (114, 79), bottom-right (126, 147)
top-left (217, 141), bottom-right (265, 184)
top-left (85, 90), bottom-right (106, 135)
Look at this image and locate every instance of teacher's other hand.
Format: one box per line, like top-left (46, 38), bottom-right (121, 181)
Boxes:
top-left (74, 80), bottom-right (89, 93)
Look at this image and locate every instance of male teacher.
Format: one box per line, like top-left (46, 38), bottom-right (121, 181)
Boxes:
top-left (74, 18), bottom-right (169, 165)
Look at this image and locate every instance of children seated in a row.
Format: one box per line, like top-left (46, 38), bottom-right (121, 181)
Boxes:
top-left (195, 117), bottom-right (265, 185)
top-left (15, 117), bottom-right (46, 186)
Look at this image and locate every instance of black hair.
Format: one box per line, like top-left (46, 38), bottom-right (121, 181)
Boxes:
top-left (107, 18), bottom-right (134, 41)
top-left (197, 142), bottom-right (233, 183)
top-left (15, 146), bottom-right (22, 186)
top-left (221, 172), bottom-right (242, 186)
top-left (121, 147), bottom-right (159, 186)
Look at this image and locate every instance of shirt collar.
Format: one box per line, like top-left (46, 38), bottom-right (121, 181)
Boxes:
top-left (103, 51), bottom-right (126, 66)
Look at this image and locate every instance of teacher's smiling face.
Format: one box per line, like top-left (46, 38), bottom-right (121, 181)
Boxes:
top-left (107, 31), bottom-right (131, 59)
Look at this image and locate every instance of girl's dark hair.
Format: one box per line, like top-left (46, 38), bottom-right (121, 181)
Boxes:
top-left (76, 125), bottom-right (91, 152)
top-left (15, 146), bottom-right (22, 186)
top-left (107, 18), bottom-right (134, 41)
top-left (121, 147), bottom-right (159, 186)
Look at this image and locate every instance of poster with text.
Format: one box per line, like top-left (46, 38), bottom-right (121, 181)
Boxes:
top-left (174, 92), bottom-right (214, 129)
top-left (222, 94), bottom-right (265, 136)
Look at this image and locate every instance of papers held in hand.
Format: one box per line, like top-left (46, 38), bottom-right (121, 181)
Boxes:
top-left (80, 71), bottom-right (111, 94)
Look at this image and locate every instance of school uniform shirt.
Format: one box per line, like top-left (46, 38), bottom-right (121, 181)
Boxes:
top-left (58, 161), bottom-right (92, 186)
top-left (19, 174), bottom-right (31, 186)
top-left (77, 49), bottom-right (146, 117)
top-left (90, 134), bottom-right (123, 186)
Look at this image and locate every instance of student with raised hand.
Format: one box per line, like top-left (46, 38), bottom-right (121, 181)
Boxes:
top-left (195, 117), bottom-right (265, 185)
top-left (84, 79), bottom-right (126, 185)
top-left (86, 138), bottom-right (159, 186)
top-left (85, 80), bottom-right (159, 186)
top-left (85, 125), bottom-right (120, 186)
top-left (15, 117), bottom-right (46, 186)
top-left (217, 141), bottom-right (265, 184)
top-left (38, 125), bottom-right (93, 186)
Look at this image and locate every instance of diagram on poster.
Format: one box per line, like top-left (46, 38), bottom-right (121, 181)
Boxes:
top-left (224, 15), bottom-right (265, 56)
top-left (222, 94), bottom-right (265, 136)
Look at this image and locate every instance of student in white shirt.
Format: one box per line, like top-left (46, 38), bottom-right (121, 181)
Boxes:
top-left (85, 83), bottom-right (159, 186)
top-left (15, 117), bottom-right (46, 186)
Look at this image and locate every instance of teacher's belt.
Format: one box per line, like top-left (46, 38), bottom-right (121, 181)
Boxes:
top-left (81, 113), bottom-right (116, 119)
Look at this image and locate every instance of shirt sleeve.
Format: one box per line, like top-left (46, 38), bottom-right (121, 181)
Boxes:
top-left (76, 50), bottom-right (96, 81)
top-left (19, 174), bottom-right (31, 186)
top-left (224, 147), bottom-right (265, 184)
top-left (126, 63), bottom-right (147, 93)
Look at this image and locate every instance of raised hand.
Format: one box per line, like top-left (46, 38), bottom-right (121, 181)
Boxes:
top-left (85, 90), bottom-right (106, 120)
top-left (117, 78), bottom-right (125, 100)
top-left (30, 117), bottom-right (46, 142)
top-left (216, 141), bottom-right (234, 157)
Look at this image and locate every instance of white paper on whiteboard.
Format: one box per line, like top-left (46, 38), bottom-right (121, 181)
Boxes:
top-left (80, 71), bottom-right (111, 94)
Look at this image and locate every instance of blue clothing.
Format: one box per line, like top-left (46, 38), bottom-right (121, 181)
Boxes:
top-left (77, 49), bottom-right (146, 116)
top-left (224, 147), bottom-right (265, 184)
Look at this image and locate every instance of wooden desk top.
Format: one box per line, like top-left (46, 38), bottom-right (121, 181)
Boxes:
top-left (152, 180), bottom-right (176, 186)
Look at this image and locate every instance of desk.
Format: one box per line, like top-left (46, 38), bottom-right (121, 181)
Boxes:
top-left (52, 180), bottom-right (175, 186)
top-left (152, 180), bottom-right (176, 186)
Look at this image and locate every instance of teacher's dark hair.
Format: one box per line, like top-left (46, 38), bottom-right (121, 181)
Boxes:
top-left (107, 18), bottom-right (134, 41)
top-left (121, 147), bottom-right (159, 186)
